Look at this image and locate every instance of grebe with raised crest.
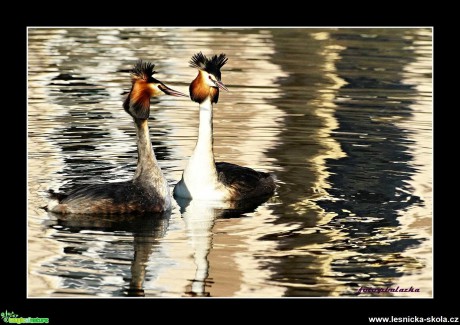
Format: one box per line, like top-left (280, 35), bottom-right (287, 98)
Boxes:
top-left (48, 60), bottom-right (187, 214)
top-left (173, 52), bottom-right (276, 201)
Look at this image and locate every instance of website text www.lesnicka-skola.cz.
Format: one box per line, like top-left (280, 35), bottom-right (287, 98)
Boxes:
top-left (368, 316), bottom-right (459, 323)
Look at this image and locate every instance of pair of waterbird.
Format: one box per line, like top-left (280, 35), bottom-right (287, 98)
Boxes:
top-left (47, 52), bottom-right (276, 214)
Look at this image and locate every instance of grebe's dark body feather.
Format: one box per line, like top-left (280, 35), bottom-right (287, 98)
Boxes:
top-left (49, 182), bottom-right (166, 214)
top-left (216, 162), bottom-right (275, 199)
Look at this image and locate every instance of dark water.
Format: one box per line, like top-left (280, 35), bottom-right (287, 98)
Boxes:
top-left (28, 28), bottom-right (432, 297)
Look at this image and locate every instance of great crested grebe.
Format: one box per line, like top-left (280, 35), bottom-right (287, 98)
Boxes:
top-left (173, 52), bottom-right (276, 201)
top-left (48, 60), bottom-right (187, 214)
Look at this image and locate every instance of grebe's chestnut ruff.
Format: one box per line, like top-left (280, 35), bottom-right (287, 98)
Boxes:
top-left (48, 60), bottom-right (187, 214)
top-left (173, 52), bottom-right (276, 201)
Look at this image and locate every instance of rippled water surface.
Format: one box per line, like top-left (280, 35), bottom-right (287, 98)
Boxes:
top-left (28, 28), bottom-right (432, 297)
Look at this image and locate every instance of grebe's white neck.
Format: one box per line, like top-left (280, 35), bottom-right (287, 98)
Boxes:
top-left (195, 98), bottom-right (216, 162)
top-left (174, 96), bottom-right (228, 200)
top-left (188, 97), bottom-right (219, 181)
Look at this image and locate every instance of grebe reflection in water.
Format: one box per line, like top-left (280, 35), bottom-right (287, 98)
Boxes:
top-left (49, 211), bottom-right (171, 297)
top-left (177, 195), bottom-right (272, 297)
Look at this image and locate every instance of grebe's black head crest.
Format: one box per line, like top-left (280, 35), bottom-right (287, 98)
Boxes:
top-left (131, 60), bottom-right (159, 83)
top-left (124, 60), bottom-right (188, 120)
top-left (189, 52), bottom-right (228, 81)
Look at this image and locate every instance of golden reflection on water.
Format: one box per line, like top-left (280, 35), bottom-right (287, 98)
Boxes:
top-left (27, 27), bottom-right (432, 297)
top-left (394, 28), bottom-right (432, 296)
top-left (28, 30), bottom-right (69, 295)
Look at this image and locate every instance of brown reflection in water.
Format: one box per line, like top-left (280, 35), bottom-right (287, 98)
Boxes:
top-left (262, 29), bottom-right (348, 296)
top-left (265, 28), bottom-right (432, 297)
top-left (325, 29), bottom-right (431, 297)
top-left (393, 28), bottom-right (432, 296)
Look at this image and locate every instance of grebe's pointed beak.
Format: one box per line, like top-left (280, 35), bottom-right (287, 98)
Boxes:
top-left (158, 84), bottom-right (188, 97)
top-left (216, 80), bottom-right (228, 91)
